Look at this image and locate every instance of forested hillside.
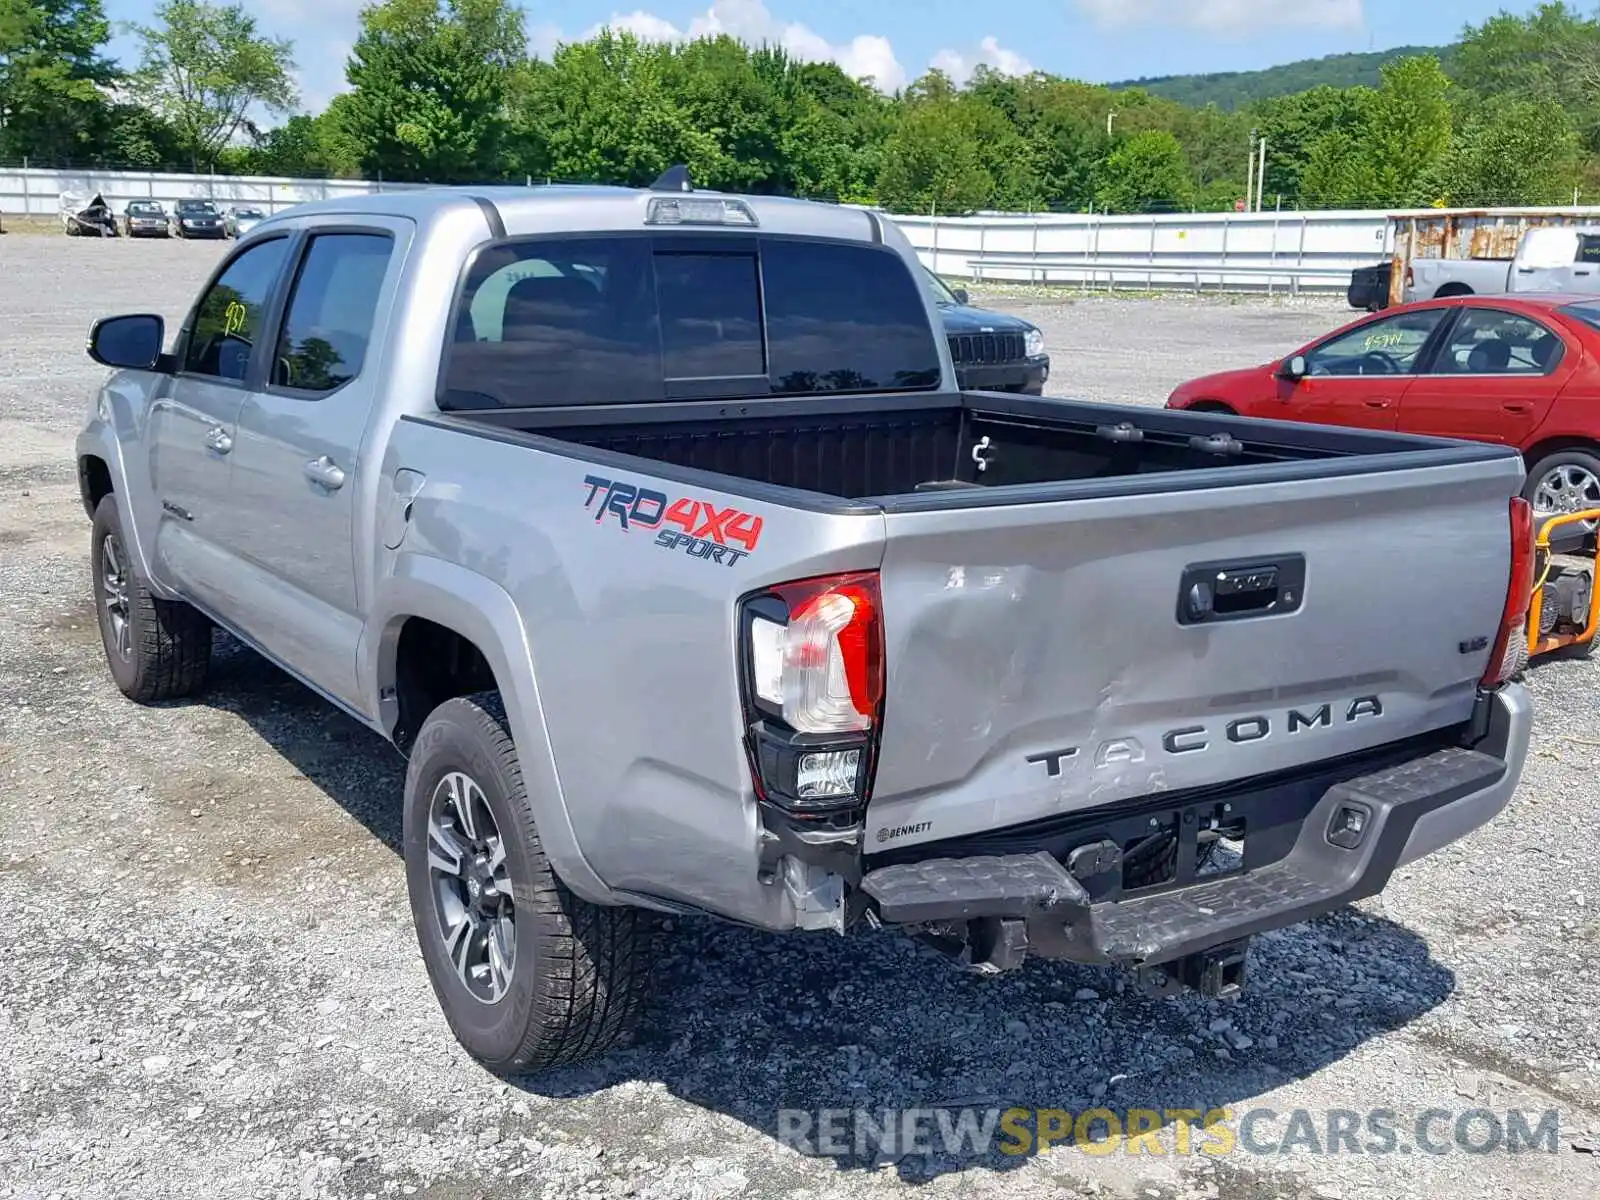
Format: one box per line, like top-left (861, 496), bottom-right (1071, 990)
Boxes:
top-left (1113, 46), bottom-right (1452, 110)
top-left (1, 0), bottom-right (1594, 214)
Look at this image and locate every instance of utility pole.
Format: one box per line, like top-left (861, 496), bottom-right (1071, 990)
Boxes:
top-left (1245, 129), bottom-right (1256, 214)
top-left (1255, 136), bottom-right (1268, 214)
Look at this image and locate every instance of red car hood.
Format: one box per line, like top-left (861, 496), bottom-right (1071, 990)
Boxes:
top-left (1168, 362), bottom-right (1278, 406)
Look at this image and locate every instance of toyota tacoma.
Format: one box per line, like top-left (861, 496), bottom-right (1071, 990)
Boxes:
top-left (76, 175), bottom-right (1534, 1074)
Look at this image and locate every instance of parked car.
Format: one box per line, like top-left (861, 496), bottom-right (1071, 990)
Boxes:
top-left (923, 268), bottom-right (1050, 394)
top-left (123, 200), bottom-right (171, 238)
top-left (172, 199), bottom-right (226, 239)
top-left (78, 178), bottom-right (1532, 1074)
top-left (224, 205), bottom-right (266, 238)
top-left (1406, 226), bottom-right (1600, 302)
top-left (60, 190), bottom-right (117, 237)
top-left (1166, 293), bottom-right (1600, 523)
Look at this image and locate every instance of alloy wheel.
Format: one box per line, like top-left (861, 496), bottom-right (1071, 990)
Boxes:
top-left (426, 771), bottom-right (516, 1005)
top-left (100, 534), bottom-right (132, 662)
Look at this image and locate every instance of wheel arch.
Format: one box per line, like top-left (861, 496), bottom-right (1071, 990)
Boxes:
top-left (364, 557), bottom-right (615, 907)
top-left (1433, 283), bottom-right (1476, 299)
top-left (1523, 435), bottom-right (1600, 470)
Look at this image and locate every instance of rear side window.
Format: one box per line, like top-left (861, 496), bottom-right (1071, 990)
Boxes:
top-left (440, 235), bottom-right (941, 409)
top-left (271, 232), bottom-right (393, 394)
top-left (764, 240), bottom-right (941, 394)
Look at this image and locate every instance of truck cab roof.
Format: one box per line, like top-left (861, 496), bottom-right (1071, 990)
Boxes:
top-left (260, 184), bottom-right (889, 245)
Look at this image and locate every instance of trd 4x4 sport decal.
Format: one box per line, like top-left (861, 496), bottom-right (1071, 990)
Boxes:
top-left (582, 474), bottom-right (765, 567)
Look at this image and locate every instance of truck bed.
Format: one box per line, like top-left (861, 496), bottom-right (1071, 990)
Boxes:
top-left (441, 390), bottom-right (1514, 510)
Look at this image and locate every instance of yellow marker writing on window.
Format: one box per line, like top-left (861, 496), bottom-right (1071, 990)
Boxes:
top-left (223, 300), bottom-right (247, 338)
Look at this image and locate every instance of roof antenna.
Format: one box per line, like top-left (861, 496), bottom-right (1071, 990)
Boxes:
top-left (651, 164), bottom-right (693, 192)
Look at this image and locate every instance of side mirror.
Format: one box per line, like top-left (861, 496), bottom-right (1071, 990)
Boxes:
top-left (1279, 354), bottom-right (1308, 382)
top-left (88, 314), bottom-right (167, 371)
top-left (952, 288), bottom-right (970, 305)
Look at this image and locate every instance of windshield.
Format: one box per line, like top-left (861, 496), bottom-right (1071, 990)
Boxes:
top-left (179, 202), bottom-right (216, 214)
top-left (129, 202), bottom-right (162, 215)
top-left (236, 208), bottom-right (264, 219)
top-left (921, 266), bottom-right (960, 306)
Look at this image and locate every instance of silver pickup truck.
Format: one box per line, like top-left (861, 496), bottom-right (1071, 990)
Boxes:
top-left (77, 179), bottom-right (1535, 1074)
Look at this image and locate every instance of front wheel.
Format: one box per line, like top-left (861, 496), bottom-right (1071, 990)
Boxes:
top-left (403, 693), bottom-right (651, 1074)
top-left (89, 495), bottom-right (212, 702)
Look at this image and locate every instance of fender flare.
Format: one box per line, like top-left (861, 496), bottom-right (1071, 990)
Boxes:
top-left (360, 554), bottom-right (616, 907)
top-left (74, 417), bottom-right (174, 598)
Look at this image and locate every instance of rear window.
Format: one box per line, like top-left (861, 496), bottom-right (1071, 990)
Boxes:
top-left (1563, 299), bottom-right (1600, 331)
top-left (440, 234), bottom-right (940, 409)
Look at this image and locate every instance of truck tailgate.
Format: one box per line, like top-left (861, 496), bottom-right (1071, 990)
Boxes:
top-left (865, 456), bottom-right (1521, 852)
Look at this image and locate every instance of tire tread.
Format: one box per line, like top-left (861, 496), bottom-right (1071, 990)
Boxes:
top-left (420, 692), bottom-right (650, 1073)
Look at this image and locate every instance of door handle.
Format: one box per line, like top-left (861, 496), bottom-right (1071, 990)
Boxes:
top-left (1363, 399), bottom-right (1392, 409)
top-left (204, 426), bottom-right (232, 455)
top-left (1503, 402), bottom-right (1532, 413)
top-left (303, 455), bottom-right (346, 491)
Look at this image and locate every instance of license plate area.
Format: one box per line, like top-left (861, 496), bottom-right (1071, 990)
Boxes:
top-left (1061, 782), bottom-right (1330, 904)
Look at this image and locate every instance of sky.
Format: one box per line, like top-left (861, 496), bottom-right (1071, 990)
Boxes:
top-left (101, 0), bottom-right (1550, 117)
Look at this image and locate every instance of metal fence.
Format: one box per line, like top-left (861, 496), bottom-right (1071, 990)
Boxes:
top-left (1, 163), bottom-right (1409, 294)
top-left (893, 209), bottom-right (1395, 295)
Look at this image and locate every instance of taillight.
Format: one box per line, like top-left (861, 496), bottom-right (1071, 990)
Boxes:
top-left (1482, 497), bottom-right (1535, 687)
top-left (740, 572), bottom-right (885, 818)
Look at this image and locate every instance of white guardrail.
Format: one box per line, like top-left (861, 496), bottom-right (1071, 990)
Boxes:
top-left (1, 165), bottom-right (1396, 294)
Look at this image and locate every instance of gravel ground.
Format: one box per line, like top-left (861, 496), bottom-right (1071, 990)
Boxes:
top-left (2, 237), bottom-right (1598, 1200)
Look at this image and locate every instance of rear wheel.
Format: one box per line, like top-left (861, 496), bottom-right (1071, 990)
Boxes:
top-left (1434, 284), bottom-right (1474, 299)
top-left (1524, 448), bottom-right (1600, 534)
top-left (403, 693), bottom-right (651, 1074)
top-left (90, 495), bottom-right (212, 702)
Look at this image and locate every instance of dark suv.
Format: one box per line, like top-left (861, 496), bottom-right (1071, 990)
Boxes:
top-left (923, 268), bottom-right (1050, 394)
top-left (173, 199), bottom-right (226, 239)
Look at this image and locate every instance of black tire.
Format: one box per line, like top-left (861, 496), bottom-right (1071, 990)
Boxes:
top-left (1523, 448), bottom-right (1600, 522)
top-left (403, 692), bottom-right (650, 1074)
top-left (1434, 284), bottom-right (1474, 299)
top-left (89, 494), bottom-right (212, 703)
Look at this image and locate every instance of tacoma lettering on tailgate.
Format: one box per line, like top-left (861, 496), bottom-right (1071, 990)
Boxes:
top-left (582, 474), bottom-right (765, 567)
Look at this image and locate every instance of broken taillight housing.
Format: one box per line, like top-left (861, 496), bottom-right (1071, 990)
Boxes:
top-left (1482, 496), bottom-right (1535, 687)
top-left (739, 572), bottom-right (884, 818)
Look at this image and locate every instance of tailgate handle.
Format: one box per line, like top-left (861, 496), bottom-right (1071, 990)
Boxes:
top-left (1178, 555), bottom-right (1306, 626)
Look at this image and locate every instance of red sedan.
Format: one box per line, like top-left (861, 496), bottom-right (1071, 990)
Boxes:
top-left (1166, 293), bottom-right (1600, 519)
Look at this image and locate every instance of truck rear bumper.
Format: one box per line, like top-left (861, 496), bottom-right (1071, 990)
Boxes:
top-left (859, 683), bottom-right (1530, 970)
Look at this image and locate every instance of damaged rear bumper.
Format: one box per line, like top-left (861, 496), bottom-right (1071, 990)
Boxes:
top-left (859, 683), bottom-right (1530, 972)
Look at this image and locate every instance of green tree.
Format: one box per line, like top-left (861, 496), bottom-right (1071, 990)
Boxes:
top-left (1299, 129), bottom-right (1386, 208)
top-left (0, 0), bottom-right (117, 163)
top-left (1434, 97), bottom-right (1581, 206)
top-left (342, 0), bottom-right (525, 182)
top-left (876, 71), bottom-right (994, 214)
top-left (1095, 129), bottom-right (1192, 213)
top-left (129, 0), bottom-right (296, 171)
top-left (523, 31), bottom-right (709, 186)
top-left (1251, 84), bottom-right (1375, 205)
top-left (1367, 55), bottom-right (1453, 205)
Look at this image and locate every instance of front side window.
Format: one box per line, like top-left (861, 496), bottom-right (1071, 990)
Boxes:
top-left (1430, 308), bottom-right (1565, 376)
top-left (181, 237), bottom-right (291, 382)
top-left (440, 235), bottom-right (942, 409)
top-left (271, 232), bottom-right (393, 394)
top-left (1303, 310), bottom-right (1447, 377)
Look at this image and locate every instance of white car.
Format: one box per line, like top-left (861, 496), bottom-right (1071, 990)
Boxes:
top-left (224, 206), bottom-right (266, 238)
